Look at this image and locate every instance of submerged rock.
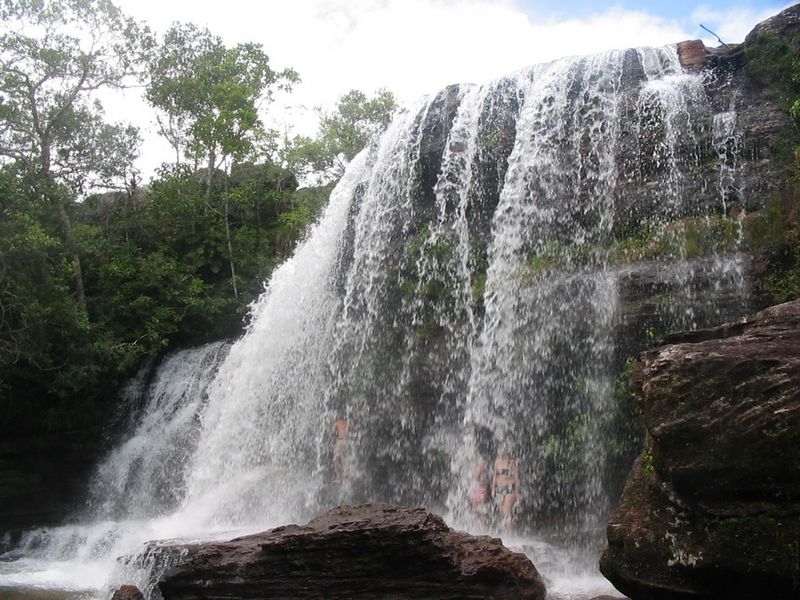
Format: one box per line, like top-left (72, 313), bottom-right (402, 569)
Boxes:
top-left (158, 503), bottom-right (546, 600)
top-left (600, 300), bottom-right (800, 599)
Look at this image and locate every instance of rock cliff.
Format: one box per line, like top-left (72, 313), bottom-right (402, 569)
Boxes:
top-left (600, 300), bottom-right (800, 599)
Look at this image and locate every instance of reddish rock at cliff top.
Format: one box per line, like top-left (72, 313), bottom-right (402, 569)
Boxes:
top-left (676, 40), bottom-right (710, 69)
top-left (158, 503), bottom-right (546, 600)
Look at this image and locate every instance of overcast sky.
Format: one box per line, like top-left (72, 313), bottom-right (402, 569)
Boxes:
top-left (108, 0), bottom-right (793, 179)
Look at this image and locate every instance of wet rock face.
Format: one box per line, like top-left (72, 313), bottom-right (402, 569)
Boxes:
top-left (600, 300), bottom-right (800, 600)
top-left (637, 302), bottom-right (800, 508)
top-left (158, 503), bottom-right (546, 600)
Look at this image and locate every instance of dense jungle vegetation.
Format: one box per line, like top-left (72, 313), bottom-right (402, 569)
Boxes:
top-left (0, 0), bottom-right (397, 437)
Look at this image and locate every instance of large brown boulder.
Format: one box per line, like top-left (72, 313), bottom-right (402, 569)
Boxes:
top-left (157, 503), bottom-right (546, 600)
top-left (600, 300), bottom-right (800, 599)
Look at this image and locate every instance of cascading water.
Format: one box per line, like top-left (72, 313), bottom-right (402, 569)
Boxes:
top-left (1, 43), bottom-right (754, 600)
top-left (0, 342), bottom-right (229, 593)
top-left (90, 341), bottom-right (231, 520)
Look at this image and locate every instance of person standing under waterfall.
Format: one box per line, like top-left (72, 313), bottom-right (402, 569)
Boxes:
top-left (469, 457), bottom-right (493, 526)
top-left (492, 449), bottom-right (520, 534)
top-left (332, 417), bottom-right (351, 484)
top-left (470, 424), bottom-right (497, 526)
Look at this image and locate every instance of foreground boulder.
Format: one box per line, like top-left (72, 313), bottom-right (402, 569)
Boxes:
top-left (111, 585), bottom-right (145, 600)
top-left (600, 300), bottom-right (800, 599)
top-left (158, 503), bottom-right (545, 600)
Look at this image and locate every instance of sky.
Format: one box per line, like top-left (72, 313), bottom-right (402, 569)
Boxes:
top-left (107, 0), bottom-right (795, 179)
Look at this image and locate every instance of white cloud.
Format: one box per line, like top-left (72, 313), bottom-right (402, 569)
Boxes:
top-left (106, 0), bottom-right (780, 179)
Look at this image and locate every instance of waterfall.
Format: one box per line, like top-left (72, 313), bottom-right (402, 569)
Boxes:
top-left (0, 342), bottom-right (229, 592)
top-left (0, 43), bottom-right (752, 599)
top-left (90, 342), bottom-right (231, 520)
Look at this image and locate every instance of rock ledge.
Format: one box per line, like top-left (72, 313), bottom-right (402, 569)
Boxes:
top-left (600, 300), bottom-right (800, 600)
top-left (158, 503), bottom-right (546, 600)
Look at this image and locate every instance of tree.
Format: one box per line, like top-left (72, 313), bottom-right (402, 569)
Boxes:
top-left (322, 88), bottom-right (398, 161)
top-left (0, 163), bottom-right (105, 433)
top-left (0, 0), bottom-right (151, 310)
top-left (291, 88), bottom-right (398, 183)
top-left (147, 23), bottom-right (298, 183)
top-left (146, 22), bottom-right (298, 299)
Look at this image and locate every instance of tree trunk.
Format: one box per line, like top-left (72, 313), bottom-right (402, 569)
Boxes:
top-left (222, 175), bottom-right (238, 301)
top-left (41, 144), bottom-right (87, 314)
top-left (52, 193), bottom-right (87, 312)
top-left (205, 147), bottom-right (216, 204)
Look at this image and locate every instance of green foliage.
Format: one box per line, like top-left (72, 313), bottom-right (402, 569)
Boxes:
top-left (601, 356), bottom-right (645, 497)
top-left (517, 214), bottom-right (744, 283)
top-left (742, 32), bottom-right (800, 304)
top-left (641, 450), bottom-right (655, 475)
top-left (746, 32), bottom-right (800, 117)
top-left (400, 225), bottom-right (466, 341)
top-left (0, 155), bottom-right (319, 436)
top-left (0, 0), bottom-right (151, 189)
top-left (146, 22), bottom-right (298, 174)
top-left (511, 25), bottom-right (800, 288)
top-left (290, 88), bottom-right (399, 184)
top-left (612, 216), bottom-right (739, 262)
top-left (321, 88), bottom-right (398, 162)
top-left (106, 161), bottom-right (307, 342)
top-left (597, 357), bottom-right (643, 465)
top-left (751, 193), bottom-right (800, 302)
top-left (516, 189), bottom-right (783, 322)
top-left (539, 413), bottom-right (593, 487)
top-left (281, 135), bottom-right (331, 182)
top-left (520, 240), bottom-right (588, 279)
top-left (0, 166), bottom-right (104, 432)
top-left (536, 358), bottom-right (641, 498)
top-left (0, 0), bottom-right (153, 313)
top-left (0, 1), bottom-right (378, 441)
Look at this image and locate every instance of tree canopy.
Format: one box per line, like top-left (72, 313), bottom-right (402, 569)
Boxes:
top-left (0, 0), bottom-right (399, 439)
top-left (146, 22), bottom-right (299, 180)
top-left (0, 0), bottom-right (152, 308)
top-left (288, 88), bottom-right (398, 184)
top-left (0, 0), bottom-right (150, 192)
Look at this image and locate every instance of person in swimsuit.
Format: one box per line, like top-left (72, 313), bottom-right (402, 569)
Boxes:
top-left (332, 417), bottom-right (351, 484)
top-left (468, 457), bottom-right (492, 525)
top-left (492, 449), bottom-right (520, 534)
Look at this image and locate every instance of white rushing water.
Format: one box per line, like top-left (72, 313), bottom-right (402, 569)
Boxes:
top-left (1, 44), bottom-right (750, 600)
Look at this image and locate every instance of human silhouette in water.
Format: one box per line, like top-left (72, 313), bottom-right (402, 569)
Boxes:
top-left (469, 456), bottom-right (493, 525)
top-left (493, 448), bottom-right (521, 534)
top-left (469, 425), bottom-right (497, 526)
top-left (331, 417), bottom-right (351, 484)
